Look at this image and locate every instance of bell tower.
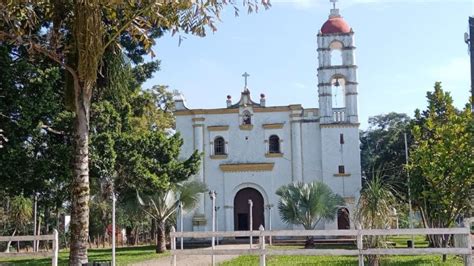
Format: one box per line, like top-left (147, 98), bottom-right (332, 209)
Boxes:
top-left (317, 0), bottom-right (358, 124)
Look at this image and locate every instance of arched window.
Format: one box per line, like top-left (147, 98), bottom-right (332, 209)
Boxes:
top-left (214, 137), bottom-right (226, 155)
top-left (269, 135), bottom-right (280, 154)
top-left (332, 77), bottom-right (345, 108)
top-left (330, 41), bottom-right (343, 66)
top-left (242, 111), bottom-right (251, 125)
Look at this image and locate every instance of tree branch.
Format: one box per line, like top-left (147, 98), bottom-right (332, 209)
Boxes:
top-left (41, 125), bottom-right (65, 135)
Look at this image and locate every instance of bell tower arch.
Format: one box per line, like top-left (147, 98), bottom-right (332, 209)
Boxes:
top-left (317, 0), bottom-right (358, 124)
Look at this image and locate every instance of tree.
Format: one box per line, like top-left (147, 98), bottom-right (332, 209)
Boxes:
top-left (137, 180), bottom-right (207, 253)
top-left (276, 181), bottom-right (344, 248)
top-left (409, 82), bottom-right (474, 254)
top-left (360, 112), bottom-right (412, 187)
top-left (4, 195), bottom-right (33, 252)
top-left (355, 174), bottom-right (397, 266)
top-left (0, 1), bottom-right (270, 263)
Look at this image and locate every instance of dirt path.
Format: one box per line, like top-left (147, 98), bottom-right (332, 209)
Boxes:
top-left (130, 244), bottom-right (250, 266)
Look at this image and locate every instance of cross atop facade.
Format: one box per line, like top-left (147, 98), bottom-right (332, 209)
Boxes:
top-left (330, 0), bottom-right (338, 9)
top-left (242, 72), bottom-right (250, 88)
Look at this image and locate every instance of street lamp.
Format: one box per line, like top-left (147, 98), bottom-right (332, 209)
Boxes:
top-left (209, 190), bottom-right (217, 265)
top-left (266, 204), bottom-right (274, 245)
top-left (248, 199), bottom-right (253, 248)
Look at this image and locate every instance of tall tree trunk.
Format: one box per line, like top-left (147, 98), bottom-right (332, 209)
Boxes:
top-left (156, 220), bottom-right (166, 253)
top-left (5, 228), bottom-right (16, 253)
top-left (69, 81), bottom-right (92, 265)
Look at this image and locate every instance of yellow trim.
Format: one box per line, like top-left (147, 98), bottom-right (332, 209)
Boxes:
top-left (239, 124), bottom-right (253, 130)
top-left (210, 154), bottom-right (228, 159)
top-left (192, 117), bottom-right (205, 122)
top-left (265, 153), bottom-right (283, 158)
top-left (333, 173), bottom-right (351, 177)
top-left (220, 163), bottom-right (274, 172)
top-left (262, 123), bottom-right (284, 129)
top-left (207, 125), bottom-right (229, 131)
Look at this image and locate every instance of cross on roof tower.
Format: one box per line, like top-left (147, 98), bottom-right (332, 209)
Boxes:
top-left (242, 72), bottom-right (250, 88)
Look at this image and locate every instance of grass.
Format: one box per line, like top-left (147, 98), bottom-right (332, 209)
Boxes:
top-left (221, 236), bottom-right (464, 266)
top-left (221, 255), bottom-right (463, 265)
top-left (0, 245), bottom-right (168, 265)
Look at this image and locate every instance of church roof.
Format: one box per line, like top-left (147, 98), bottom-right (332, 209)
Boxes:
top-left (228, 89), bottom-right (262, 108)
top-left (321, 16), bottom-right (351, 34)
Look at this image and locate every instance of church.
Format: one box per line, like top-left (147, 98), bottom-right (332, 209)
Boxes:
top-left (173, 2), bottom-right (361, 233)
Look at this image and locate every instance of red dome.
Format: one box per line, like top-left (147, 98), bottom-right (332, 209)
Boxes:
top-left (321, 17), bottom-right (351, 34)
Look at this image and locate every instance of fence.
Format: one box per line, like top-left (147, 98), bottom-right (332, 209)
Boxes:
top-left (170, 221), bottom-right (473, 266)
top-left (0, 229), bottom-right (59, 266)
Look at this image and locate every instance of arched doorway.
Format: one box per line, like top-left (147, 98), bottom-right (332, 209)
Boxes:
top-left (234, 188), bottom-right (264, 231)
top-left (337, 208), bottom-right (350, 230)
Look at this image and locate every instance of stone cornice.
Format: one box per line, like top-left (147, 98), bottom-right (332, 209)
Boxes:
top-left (192, 117), bottom-right (205, 122)
top-left (220, 163), bottom-right (274, 172)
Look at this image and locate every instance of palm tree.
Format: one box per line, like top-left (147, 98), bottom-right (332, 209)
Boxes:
top-left (355, 174), bottom-right (397, 266)
top-left (4, 195), bottom-right (32, 252)
top-left (276, 181), bottom-right (344, 247)
top-left (137, 180), bottom-right (207, 253)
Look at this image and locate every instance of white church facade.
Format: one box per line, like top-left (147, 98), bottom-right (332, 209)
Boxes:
top-left (174, 3), bottom-right (361, 233)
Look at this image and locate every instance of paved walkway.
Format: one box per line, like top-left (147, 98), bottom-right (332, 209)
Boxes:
top-left (131, 244), bottom-right (250, 266)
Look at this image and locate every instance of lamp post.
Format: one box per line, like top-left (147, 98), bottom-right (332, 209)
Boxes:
top-left (209, 190), bottom-right (216, 265)
top-left (466, 17), bottom-right (474, 113)
top-left (248, 199), bottom-right (253, 248)
top-left (179, 202), bottom-right (184, 250)
top-left (266, 204), bottom-right (274, 245)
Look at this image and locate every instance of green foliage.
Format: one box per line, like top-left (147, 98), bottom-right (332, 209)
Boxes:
top-left (409, 82), bottom-right (473, 247)
top-left (360, 113), bottom-right (412, 197)
top-left (276, 182), bottom-right (344, 230)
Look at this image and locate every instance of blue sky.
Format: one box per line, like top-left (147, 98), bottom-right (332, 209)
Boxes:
top-left (143, 0), bottom-right (473, 129)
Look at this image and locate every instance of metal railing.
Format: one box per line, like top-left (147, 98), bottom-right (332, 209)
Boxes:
top-left (170, 221), bottom-right (473, 266)
top-left (0, 229), bottom-right (59, 266)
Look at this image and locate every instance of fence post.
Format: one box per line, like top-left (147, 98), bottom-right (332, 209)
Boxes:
top-left (463, 220), bottom-right (472, 266)
top-left (259, 225), bottom-right (266, 266)
top-left (52, 229), bottom-right (58, 266)
top-left (170, 226), bottom-right (176, 266)
top-left (356, 225), bottom-right (364, 266)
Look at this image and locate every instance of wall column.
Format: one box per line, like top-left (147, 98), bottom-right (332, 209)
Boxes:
top-left (290, 106), bottom-right (303, 182)
top-left (192, 118), bottom-right (206, 231)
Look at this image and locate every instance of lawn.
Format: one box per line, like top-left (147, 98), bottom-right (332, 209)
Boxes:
top-left (221, 255), bottom-right (463, 266)
top-left (222, 236), bottom-right (464, 266)
top-left (0, 245), bottom-right (168, 265)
